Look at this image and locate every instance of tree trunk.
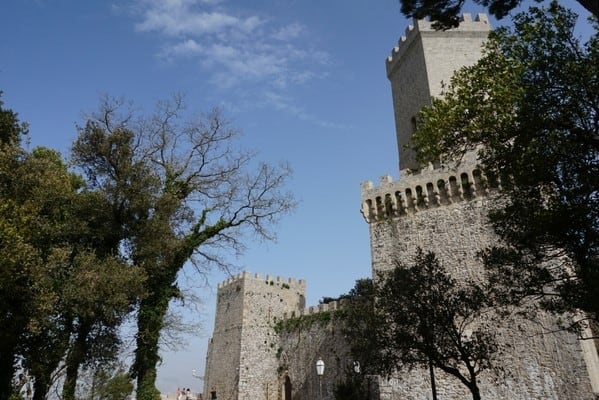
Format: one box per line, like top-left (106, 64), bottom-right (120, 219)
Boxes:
top-left (0, 339), bottom-right (18, 400)
top-left (428, 358), bottom-right (438, 400)
top-left (62, 320), bottom-right (93, 400)
top-left (133, 285), bottom-right (173, 400)
top-left (31, 370), bottom-right (51, 400)
top-left (469, 378), bottom-right (481, 400)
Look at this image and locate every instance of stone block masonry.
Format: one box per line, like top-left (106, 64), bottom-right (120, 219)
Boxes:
top-left (362, 173), bottom-right (596, 399)
top-left (386, 13), bottom-right (491, 171)
top-left (203, 272), bottom-right (306, 400)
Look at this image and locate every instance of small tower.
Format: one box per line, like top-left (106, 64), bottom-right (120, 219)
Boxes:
top-left (386, 14), bottom-right (491, 171)
top-left (203, 272), bottom-right (306, 400)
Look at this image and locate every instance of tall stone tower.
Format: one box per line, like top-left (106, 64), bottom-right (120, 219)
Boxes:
top-left (203, 272), bottom-right (305, 400)
top-left (386, 13), bottom-right (490, 171)
top-left (360, 13), bottom-right (599, 400)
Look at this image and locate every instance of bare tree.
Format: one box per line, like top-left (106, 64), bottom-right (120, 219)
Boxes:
top-left (72, 95), bottom-right (296, 399)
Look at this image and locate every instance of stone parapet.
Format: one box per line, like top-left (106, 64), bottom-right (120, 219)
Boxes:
top-left (217, 271), bottom-right (305, 291)
top-left (360, 164), bottom-right (496, 223)
top-left (386, 13), bottom-right (490, 78)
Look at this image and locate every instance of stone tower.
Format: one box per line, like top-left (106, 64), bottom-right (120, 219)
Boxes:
top-left (203, 272), bottom-right (306, 400)
top-left (360, 13), bottom-right (599, 400)
top-left (386, 13), bottom-right (490, 171)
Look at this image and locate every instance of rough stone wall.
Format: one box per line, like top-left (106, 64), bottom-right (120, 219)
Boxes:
top-left (203, 272), bottom-right (306, 400)
top-left (386, 13), bottom-right (491, 171)
top-left (277, 305), bottom-right (351, 400)
top-left (360, 172), bottom-right (597, 399)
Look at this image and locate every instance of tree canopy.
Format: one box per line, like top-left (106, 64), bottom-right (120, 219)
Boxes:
top-left (412, 3), bottom-right (599, 330)
top-left (398, 0), bottom-right (598, 29)
top-left (344, 251), bottom-right (497, 400)
top-left (0, 94), bottom-right (145, 400)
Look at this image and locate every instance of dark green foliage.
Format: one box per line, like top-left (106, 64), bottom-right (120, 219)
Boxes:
top-left (0, 92), bottom-right (28, 146)
top-left (0, 96), bottom-right (146, 400)
top-left (398, 0), bottom-right (598, 30)
top-left (274, 310), bottom-right (344, 334)
top-left (413, 3), bottom-right (599, 331)
top-left (333, 368), bottom-right (369, 400)
top-left (344, 252), bottom-right (497, 400)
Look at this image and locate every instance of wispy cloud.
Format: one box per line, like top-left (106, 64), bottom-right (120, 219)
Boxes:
top-left (263, 91), bottom-right (352, 130)
top-left (130, 0), bottom-right (330, 91)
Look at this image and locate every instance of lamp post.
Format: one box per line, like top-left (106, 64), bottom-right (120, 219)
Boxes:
top-left (316, 358), bottom-right (325, 400)
top-left (191, 369), bottom-right (204, 400)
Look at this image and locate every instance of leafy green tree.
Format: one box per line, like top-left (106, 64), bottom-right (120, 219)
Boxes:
top-left (397, 0), bottom-right (597, 29)
top-left (72, 95), bottom-right (295, 399)
top-left (77, 364), bottom-right (134, 400)
top-left (5, 147), bottom-right (142, 400)
top-left (0, 95), bottom-right (146, 400)
top-left (412, 3), bottom-right (599, 330)
top-left (340, 279), bottom-right (386, 377)
top-left (0, 92), bottom-right (28, 146)
top-left (345, 251), bottom-right (497, 400)
top-left (0, 98), bottom-right (56, 399)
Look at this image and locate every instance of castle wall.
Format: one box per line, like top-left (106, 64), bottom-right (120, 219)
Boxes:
top-left (361, 173), bottom-right (596, 399)
top-left (277, 303), bottom-right (351, 400)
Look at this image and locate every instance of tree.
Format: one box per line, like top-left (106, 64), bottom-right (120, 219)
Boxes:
top-left (0, 94), bottom-right (146, 400)
top-left (77, 364), bottom-right (134, 400)
top-left (0, 92), bottom-right (28, 146)
top-left (398, 0), bottom-right (598, 29)
top-left (412, 3), bottom-right (599, 331)
top-left (0, 109), bottom-right (76, 400)
top-left (9, 148), bottom-right (145, 400)
top-left (345, 250), bottom-right (498, 400)
top-left (72, 95), bottom-right (295, 399)
top-left (340, 279), bottom-right (386, 377)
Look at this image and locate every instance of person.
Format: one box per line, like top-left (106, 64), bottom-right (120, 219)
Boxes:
top-left (177, 387), bottom-right (182, 400)
top-left (186, 388), bottom-right (191, 400)
top-left (210, 387), bottom-right (217, 400)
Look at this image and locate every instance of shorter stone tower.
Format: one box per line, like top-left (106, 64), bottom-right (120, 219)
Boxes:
top-left (203, 272), bottom-right (306, 400)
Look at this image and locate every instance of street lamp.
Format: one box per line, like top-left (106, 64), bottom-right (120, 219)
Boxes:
top-left (316, 359), bottom-right (325, 400)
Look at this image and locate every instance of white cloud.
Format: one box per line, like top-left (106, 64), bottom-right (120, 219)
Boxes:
top-left (130, 0), bottom-right (333, 122)
top-left (272, 23), bottom-right (304, 41)
top-left (161, 39), bottom-right (203, 58)
top-left (262, 91), bottom-right (351, 130)
top-left (135, 0), bottom-right (328, 84)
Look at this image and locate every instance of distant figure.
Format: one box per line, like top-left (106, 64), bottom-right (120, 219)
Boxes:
top-left (210, 387), bottom-right (217, 399)
top-left (177, 387), bottom-right (182, 400)
top-left (186, 388), bottom-right (191, 400)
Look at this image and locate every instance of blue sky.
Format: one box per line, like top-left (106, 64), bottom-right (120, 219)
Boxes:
top-left (1, 0), bottom-right (593, 395)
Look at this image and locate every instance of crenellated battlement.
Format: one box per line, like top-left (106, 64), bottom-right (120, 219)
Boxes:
top-left (217, 271), bottom-right (306, 291)
top-left (281, 298), bottom-right (350, 320)
top-left (386, 13), bottom-right (490, 78)
top-left (360, 165), bottom-right (499, 223)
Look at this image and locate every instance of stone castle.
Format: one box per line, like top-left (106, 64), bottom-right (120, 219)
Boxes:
top-left (202, 14), bottom-right (599, 400)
